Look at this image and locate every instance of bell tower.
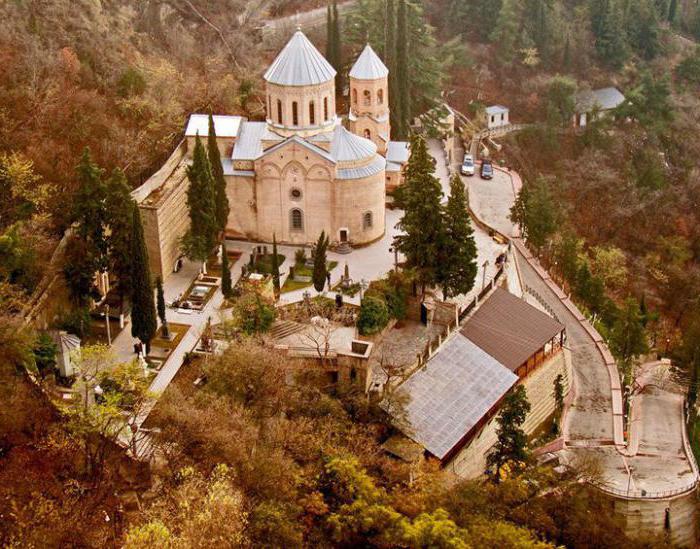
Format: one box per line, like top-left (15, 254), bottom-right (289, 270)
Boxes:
top-left (347, 44), bottom-right (390, 155)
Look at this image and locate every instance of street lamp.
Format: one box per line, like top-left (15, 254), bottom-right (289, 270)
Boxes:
top-left (389, 246), bottom-right (398, 270)
top-left (481, 260), bottom-right (489, 290)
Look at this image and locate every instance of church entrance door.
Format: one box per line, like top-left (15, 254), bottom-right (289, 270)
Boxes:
top-left (339, 229), bottom-right (349, 243)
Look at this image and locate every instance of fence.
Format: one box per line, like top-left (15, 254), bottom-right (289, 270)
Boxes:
top-left (591, 478), bottom-right (698, 500)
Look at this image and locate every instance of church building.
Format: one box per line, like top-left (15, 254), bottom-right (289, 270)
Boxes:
top-left (134, 30), bottom-right (409, 280)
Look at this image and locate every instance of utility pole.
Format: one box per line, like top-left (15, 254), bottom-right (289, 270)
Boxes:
top-left (105, 304), bottom-right (112, 346)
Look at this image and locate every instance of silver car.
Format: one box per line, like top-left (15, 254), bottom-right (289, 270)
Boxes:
top-left (460, 154), bottom-right (475, 176)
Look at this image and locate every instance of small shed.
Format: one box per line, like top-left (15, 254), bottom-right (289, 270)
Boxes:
top-left (485, 105), bottom-right (510, 130)
top-left (52, 331), bottom-right (81, 379)
top-left (573, 87), bottom-right (625, 127)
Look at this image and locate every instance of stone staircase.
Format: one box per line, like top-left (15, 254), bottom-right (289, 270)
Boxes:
top-left (335, 242), bottom-right (353, 255)
top-left (270, 320), bottom-right (306, 341)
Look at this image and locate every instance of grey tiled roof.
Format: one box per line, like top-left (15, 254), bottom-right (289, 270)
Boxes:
top-left (486, 105), bottom-right (508, 115)
top-left (386, 141), bottom-right (410, 164)
top-left (575, 87), bottom-right (625, 112)
top-left (392, 334), bottom-right (518, 460)
top-left (264, 30), bottom-right (336, 87)
top-left (330, 125), bottom-right (377, 162)
top-left (349, 44), bottom-right (389, 80)
top-left (260, 135), bottom-right (336, 164)
top-left (336, 155), bottom-right (385, 180)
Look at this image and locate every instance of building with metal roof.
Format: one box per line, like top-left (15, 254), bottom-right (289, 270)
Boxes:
top-left (573, 86), bottom-right (625, 128)
top-left (384, 288), bottom-right (568, 475)
top-left (135, 29), bottom-right (411, 278)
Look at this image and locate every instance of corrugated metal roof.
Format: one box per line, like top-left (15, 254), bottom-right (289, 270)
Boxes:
top-left (330, 125), bottom-right (376, 162)
top-left (486, 105), bottom-right (509, 115)
top-left (386, 161), bottom-right (402, 172)
top-left (461, 288), bottom-right (564, 372)
top-left (336, 155), bottom-right (385, 180)
top-left (575, 87), bottom-right (625, 112)
top-left (349, 44), bottom-right (389, 80)
top-left (185, 114), bottom-right (244, 137)
top-left (390, 334), bottom-right (518, 459)
top-left (386, 141), bottom-right (410, 164)
top-left (264, 30), bottom-right (336, 87)
top-left (231, 122), bottom-right (272, 161)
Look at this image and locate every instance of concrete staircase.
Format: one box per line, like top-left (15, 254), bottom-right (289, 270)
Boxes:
top-left (270, 320), bottom-right (306, 341)
top-left (335, 242), bottom-right (353, 255)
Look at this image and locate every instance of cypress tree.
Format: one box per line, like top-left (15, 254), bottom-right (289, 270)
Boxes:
top-left (271, 234), bottom-right (281, 297)
top-left (438, 174), bottom-right (478, 300)
top-left (395, 0), bottom-right (410, 138)
top-left (130, 206), bottom-right (157, 352)
top-left (221, 243), bottom-right (232, 298)
top-left (487, 385), bottom-right (531, 482)
top-left (393, 134), bottom-right (444, 293)
top-left (182, 134), bottom-right (218, 263)
top-left (106, 169), bottom-right (135, 312)
top-left (156, 276), bottom-right (168, 338)
top-left (386, 0), bottom-right (401, 137)
top-left (326, 3), bottom-right (334, 64)
top-left (208, 113), bottom-right (229, 236)
top-left (332, 0), bottom-right (343, 97)
top-left (312, 231), bottom-right (330, 293)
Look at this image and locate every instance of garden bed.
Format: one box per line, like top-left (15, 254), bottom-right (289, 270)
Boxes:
top-left (281, 261), bottom-right (338, 293)
top-left (146, 322), bottom-right (190, 367)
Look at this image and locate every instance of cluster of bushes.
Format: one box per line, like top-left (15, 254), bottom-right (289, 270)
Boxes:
top-left (358, 271), bottom-right (411, 336)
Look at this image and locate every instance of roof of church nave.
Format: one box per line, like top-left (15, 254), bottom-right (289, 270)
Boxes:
top-left (264, 30), bottom-right (337, 87)
top-left (349, 44), bottom-right (389, 80)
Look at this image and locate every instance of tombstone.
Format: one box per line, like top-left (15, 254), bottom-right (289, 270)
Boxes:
top-left (335, 293), bottom-right (343, 309)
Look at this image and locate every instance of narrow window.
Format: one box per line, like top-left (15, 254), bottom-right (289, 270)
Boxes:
top-left (309, 101), bottom-right (315, 125)
top-left (268, 96), bottom-right (272, 117)
top-left (277, 100), bottom-right (283, 124)
top-left (352, 89), bottom-right (357, 105)
top-left (324, 97), bottom-right (329, 121)
top-left (292, 102), bottom-right (299, 126)
top-left (378, 89), bottom-right (384, 105)
top-left (290, 208), bottom-right (304, 231)
top-left (364, 129), bottom-right (371, 139)
top-left (363, 211), bottom-right (373, 230)
top-left (363, 89), bottom-right (371, 106)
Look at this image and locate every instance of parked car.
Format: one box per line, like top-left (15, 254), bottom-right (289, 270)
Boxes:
top-left (480, 159), bottom-right (494, 180)
top-left (460, 153), bottom-right (475, 176)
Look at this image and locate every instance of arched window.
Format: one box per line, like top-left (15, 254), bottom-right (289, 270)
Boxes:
top-left (352, 89), bottom-right (358, 105)
top-left (277, 100), bottom-right (283, 124)
top-left (290, 208), bottom-right (304, 231)
top-left (378, 89), bottom-right (384, 105)
top-left (309, 101), bottom-right (315, 125)
top-left (364, 129), bottom-right (371, 139)
top-left (363, 211), bottom-right (373, 230)
top-left (292, 102), bottom-right (299, 126)
top-left (363, 90), bottom-right (371, 106)
top-left (324, 97), bottom-right (329, 121)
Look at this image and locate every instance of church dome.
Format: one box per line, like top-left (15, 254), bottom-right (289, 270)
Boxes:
top-left (349, 44), bottom-right (389, 80)
top-left (264, 30), bottom-right (337, 87)
top-left (331, 125), bottom-right (377, 162)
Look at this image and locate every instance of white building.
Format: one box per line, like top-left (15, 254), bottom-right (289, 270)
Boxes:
top-left (485, 105), bottom-right (510, 129)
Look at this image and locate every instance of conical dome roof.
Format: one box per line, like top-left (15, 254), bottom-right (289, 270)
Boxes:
top-left (331, 126), bottom-right (377, 162)
top-left (349, 44), bottom-right (389, 80)
top-left (264, 30), bottom-right (337, 86)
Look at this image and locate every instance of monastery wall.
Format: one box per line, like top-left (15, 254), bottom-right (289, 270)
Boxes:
top-left (446, 350), bottom-right (570, 479)
top-left (225, 175), bottom-right (257, 239)
top-left (612, 491), bottom-right (697, 547)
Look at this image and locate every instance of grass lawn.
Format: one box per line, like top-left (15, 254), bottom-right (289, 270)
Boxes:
top-left (281, 261), bottom-right (338, 293)
top-left (254, 254), bottom-right (286, 275)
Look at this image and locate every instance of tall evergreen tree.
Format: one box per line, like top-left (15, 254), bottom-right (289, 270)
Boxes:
top-left (221, 244), bottom-right (232, 298)
top-left (208, 114), bottom-right (230, 237)
top-left (65, 148), bottom-right (109, 303)
top-left (438, 175), bottom-right (478, 300)
top-left (182, 134), bottom-right (218, 263)
top-left (491, 0), bottom-right (521, 66)
top-left (487, 385), bottom-right (531, 482)
top-left (312, 231), bottom-right (330, 293)
top-left (395, 0), bottom-right (410, 138)
top-left (106, 169), bottom-right (135, 312)
top-left (385, 0), bottom-right (400, 136)
top-left (156, 276), bottom-right (168, 338)
top-left (332, 0), bottom-right (343, 97)
top-left (609, 297), bottom-right (649, 364)
top-left (271, 234), bottom-right (281, 297)
top-left (130, 206), bottom-right (157, 352)
top-left (393, 134), bottom-right (444, 293)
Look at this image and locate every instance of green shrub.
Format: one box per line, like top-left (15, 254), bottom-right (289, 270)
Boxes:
top-left (234, 292), bottom-right (276, 335)
top-left (294, 248), bottom-right (307, 266)
top-left (357, 296), bottom-right (389, 336)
